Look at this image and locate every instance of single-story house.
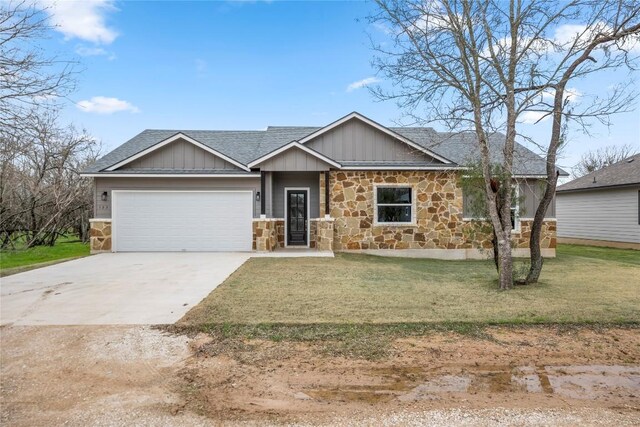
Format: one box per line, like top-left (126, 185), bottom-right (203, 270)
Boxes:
top-left (557, 153), bottom-right (639, 250)
top-left (82, 112), bottom-right (564, 258)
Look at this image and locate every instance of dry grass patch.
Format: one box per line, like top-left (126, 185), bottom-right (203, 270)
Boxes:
top-left (180, 245), bottom-right (640, 326)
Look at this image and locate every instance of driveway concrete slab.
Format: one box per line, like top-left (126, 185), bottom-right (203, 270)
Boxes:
top-left (0, 253), bottom-right (250, 325)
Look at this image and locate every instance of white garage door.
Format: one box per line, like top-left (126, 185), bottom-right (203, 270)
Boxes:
top-left (113, 191), bottom-right (253, 252)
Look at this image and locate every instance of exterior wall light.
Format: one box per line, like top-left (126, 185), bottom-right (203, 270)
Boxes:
top-left (101, 191), bottom-right (108, 201)
top-left (256, 191), bottom-right (261, 202)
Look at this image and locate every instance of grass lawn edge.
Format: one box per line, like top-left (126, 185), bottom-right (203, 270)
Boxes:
top-left (168, 320), bottom-right (640, 341)
top-left (0, 255), bottom-right (89, 277)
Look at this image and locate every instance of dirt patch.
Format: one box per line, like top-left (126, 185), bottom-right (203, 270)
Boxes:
top-left (1, 325), bottom-right (639, 426)
top-left (177, 326), bottom-right (640, 424)
top-left (0, 325), bottom-right (210, 426)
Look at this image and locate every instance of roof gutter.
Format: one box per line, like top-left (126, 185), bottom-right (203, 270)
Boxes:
top-left (557, 182), bottom-right (640, 193)
top-left (80, 173), bottom-right (262, 178)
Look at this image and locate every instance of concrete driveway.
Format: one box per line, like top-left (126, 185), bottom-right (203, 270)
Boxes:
top-left (0, 253), bottom-right (250, 325)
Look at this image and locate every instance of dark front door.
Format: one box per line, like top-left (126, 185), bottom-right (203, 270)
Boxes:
top-left (287, 190), bottom-right (307, 246)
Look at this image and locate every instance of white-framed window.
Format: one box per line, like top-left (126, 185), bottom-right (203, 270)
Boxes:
top-left (374, 184), bottom-right (416, 225)
top-left (511, 184), bottom-right (520, 231)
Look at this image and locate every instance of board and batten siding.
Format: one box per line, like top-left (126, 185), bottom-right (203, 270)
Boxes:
top-left (119, 138), bottom-right (242, 171)
top-left (557, 186), bottom-right (640, 244)
top-left (258, 147), bottom-right (332, 171)
top-left (306, 118), bottom-right (439, 163)
top-left (519, 179), bottom-right (556, 218)
top-left (94, 177), bottom-right (261, 219)
top-left (264, 171), bottom-right (273, 218)
top-left (271, 172), bottom-right (320, 218)
top-left (462, 179), bottom-right (556, 219)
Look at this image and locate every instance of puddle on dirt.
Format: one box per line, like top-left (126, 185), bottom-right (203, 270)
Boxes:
top-left (307, 389), bottom-right (396, 404)
top-left (307, 367), bottom-right (424, 403)
top-left (306, 365), bottom-right (640, 403)
top-left (545, 365), bottom-right (640, 400)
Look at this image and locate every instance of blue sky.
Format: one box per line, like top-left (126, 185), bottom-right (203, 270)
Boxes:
top-left (41, 0), bottom-right (639, 172)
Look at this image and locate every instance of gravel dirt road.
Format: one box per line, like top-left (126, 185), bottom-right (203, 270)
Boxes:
top-left (1, 325), bottom-right (639, 426)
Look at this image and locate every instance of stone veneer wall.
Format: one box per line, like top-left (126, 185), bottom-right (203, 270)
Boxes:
top-left (252, 219), bottom-right (278, 251)
top-left (330, 171), bottom-right (466, 250)
top-left (462, 219), bottom-right (556, 250)
top-left (90, 219), bottom-right (112, 253)
top-left (328, 171), bottom-right (556, 253)
top-left (254, 219), bottom-right (333, 251)
top-left (274, 220), bottom-right (285, 248)
top-left (315, 218), bottom-right (335, 251)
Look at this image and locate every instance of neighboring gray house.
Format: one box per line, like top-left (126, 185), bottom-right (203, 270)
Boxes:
top-left (82, 112), bottom-right (564, 258)
top-left (557, 153), bottom-right (640, 250)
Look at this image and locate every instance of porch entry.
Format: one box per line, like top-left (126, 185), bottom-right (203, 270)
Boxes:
top-left (285, 188), bottom-right (308, 246)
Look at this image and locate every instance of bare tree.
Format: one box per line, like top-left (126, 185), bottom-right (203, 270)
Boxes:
top-left (572, 144), bottom-right (638, 177)
top-left (0, 0), bottom-right (76, 133)
top-left (0, 109), bottom-right (99, 248)
top-left (370, 0), bottom-right (640, 289)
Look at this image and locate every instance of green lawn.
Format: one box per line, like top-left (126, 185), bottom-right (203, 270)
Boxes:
top-left (0, 236), bottom-right (89, 271)
top-left (181, 245), bottom-right (640, 327)
top-left (558, 243), bottom-right (640, 265)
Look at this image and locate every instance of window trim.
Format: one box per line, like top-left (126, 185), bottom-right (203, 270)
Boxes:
top-left (461, 185), bottom-right (522, 232)
top-left (373, 184), bottom-right (417, 226)
top-left (511, 184), bottom-right (521, 232)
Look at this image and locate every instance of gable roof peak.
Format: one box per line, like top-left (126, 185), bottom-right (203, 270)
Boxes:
top-left (105, 132), bottom-right (250, 172)
top-left (295, 111), bottom-right (454, 164)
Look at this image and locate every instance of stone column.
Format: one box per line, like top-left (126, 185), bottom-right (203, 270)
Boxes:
top-left (316, 218), bottom-right (335, 252)
top-left (252, 219), bottom-right (277, 252)
top-left (90, 219), bottom-right (112, 253)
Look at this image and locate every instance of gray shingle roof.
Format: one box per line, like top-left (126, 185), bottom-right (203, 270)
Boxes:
top-left (92, 169), bottom-right (253, 175)
top-left (389, 128), bottom-right (566, 176)
top-left (557, 153), bottom-right (640, 192)
top-left (85, 120), bottom-right (565, 176)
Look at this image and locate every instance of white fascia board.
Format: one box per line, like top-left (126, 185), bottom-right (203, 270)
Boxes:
top-left (80, 173), bottom-right (261, 178)
top-left (461, 173), bottom-right (549, 178)
top-left (343, 166), bottom-right (466, 170)
top-left (297, 112), bottom-right (454, 164)
top-left (247, 141), bottom-right (342, 168)
top-left (105, 133), bottom-right (250, 172)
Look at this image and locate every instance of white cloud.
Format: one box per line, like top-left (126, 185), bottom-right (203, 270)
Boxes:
top-left (75, 45), bottom-right (107, 56)
top-left (551, 22), bottom-right (639, 53)
top-left (346, 77), bottom-right (380, 92)
top-left (618, 34), bottom-right (640, 54)
top-left (521, 87), bottom-right (581, 124)
top-left (77, 96), bottom-right (139, 114)
top-left (372, 22), bottom-right (393, 35)
top-left (540, 87), bottom-right (582, 102)
top-left (564, 87), bottom-right (582, 101)
top-left (41, 0), bottom-right (119, 44)
top-left (74, 45), bottom-right (115, 60)
top-left (553, 24), bottom-right (590, 46)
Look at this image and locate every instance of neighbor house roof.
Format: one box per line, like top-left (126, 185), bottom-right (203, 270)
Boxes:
top-left (557, 153), bottom-right (640, 193)
top-left (84, 112), bottom-right (567, 176)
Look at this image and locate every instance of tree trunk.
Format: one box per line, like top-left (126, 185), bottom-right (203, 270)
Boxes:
top-left (492, 230), bottom-right (499, 272)
top-left (527, 240), bottom-right (543, 283)
top-left (496, 231), bottom-right (513, 290)
top-left (526, 172), bottom-right (558, 283)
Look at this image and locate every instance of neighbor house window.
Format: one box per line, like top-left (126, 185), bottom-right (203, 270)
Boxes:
top-left (375, 186), bottom-right (414, 224)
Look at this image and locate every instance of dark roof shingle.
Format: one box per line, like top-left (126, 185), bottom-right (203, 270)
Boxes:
top-left (85, 121), bottom-right (566, 176)
top-left (557, 153), bottom-right (640, 192)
